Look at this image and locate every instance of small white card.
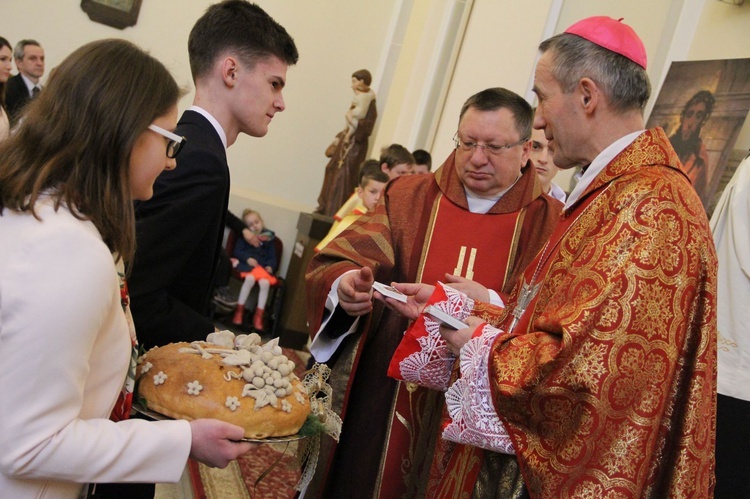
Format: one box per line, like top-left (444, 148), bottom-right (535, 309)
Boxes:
top-left (423, 305), bottom-right (469, 330)
top-left (372, 281), bottom-right (408, 303)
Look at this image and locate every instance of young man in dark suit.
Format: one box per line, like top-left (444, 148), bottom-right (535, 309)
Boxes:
top-left (5, 39), bottom-right (44, 126)
top-left (129, 1), bottom-right (299, 351)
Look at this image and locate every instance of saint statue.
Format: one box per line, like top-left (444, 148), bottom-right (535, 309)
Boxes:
top-left (315, 69), bottom-right (377, 216)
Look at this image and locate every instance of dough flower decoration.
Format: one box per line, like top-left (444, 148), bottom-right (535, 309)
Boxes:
top-left (187, 380), bottom-right (203, 395)
top-left (141, 361), bottom-right (153, 374)
top-left (153, 371), bottom-right (167, 385)
top-left (225, 396), bottom-right (241, 411)
top-left (242, 383), bottom-right (255, 397)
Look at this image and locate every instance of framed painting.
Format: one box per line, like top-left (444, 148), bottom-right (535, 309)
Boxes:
top-left (646, 58), bottom-right (750, 213)
top-left (80, 0), bottom-right (143, 30)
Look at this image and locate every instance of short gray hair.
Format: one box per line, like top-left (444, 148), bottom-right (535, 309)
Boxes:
top-left (539, 33), bottom-right (650, 114)
top-left (13, 39), bottom-right (41, 61)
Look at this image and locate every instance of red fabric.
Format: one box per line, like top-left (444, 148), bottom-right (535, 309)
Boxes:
top-left (386, 194), bottom-right (524, 384)
top-left (565, 16), bottom-right (647, 68)
top-left (110, 272), bottom-right (135, 422)
top-left (239, 265), bottom-right (278, 286)
top-left (305, 152), bottom-right (562, 498)
top-left (474, 128), bottom-right (715, 497)
top-left (387, 285), bottom-right (452, 385)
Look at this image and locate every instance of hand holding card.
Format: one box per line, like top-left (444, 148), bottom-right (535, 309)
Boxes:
top-left (372, 281), bottom-right (408, 303)
top-left (423, 305), bottom-right (469, 330)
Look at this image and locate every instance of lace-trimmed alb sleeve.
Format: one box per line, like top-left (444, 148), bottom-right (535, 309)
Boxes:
top-left (442, 323), bottom-right (515, 455)
top-left (389, 284), bottom-right (473, 391)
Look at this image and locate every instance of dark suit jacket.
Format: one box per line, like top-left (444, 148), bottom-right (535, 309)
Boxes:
top-left (5, 74), bottom-right (31, 126)
top-left (130, 110), bottom-right (230, 349)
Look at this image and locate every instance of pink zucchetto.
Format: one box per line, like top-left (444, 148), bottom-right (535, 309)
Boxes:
top-left (564, 16), bottom-right (647, 69)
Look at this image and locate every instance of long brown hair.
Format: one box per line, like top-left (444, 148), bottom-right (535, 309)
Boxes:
top-left (0, 36), bottom-right (11, 109)
top-left (0, 39), bottom-right (183, 263)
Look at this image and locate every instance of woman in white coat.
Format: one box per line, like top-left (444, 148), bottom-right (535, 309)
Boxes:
top-left (0, 39), bottom-right (253, 498)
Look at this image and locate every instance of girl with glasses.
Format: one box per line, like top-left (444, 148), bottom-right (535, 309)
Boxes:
top-left (0, 39), bottom-right (252, 498)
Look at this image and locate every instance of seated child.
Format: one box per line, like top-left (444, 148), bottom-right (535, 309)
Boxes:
top-left (231, 209), bottom-right (278, 331)
top-left (316, 165), bottom-right (389, 252)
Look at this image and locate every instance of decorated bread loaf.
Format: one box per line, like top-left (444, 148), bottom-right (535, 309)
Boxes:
top-left (136, 332), bottom-right (310, 439)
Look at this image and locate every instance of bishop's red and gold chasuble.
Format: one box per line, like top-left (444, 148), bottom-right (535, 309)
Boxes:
top-left (446, 128), bottom-right (716, 498)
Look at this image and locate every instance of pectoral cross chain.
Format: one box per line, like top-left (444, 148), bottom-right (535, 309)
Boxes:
top-left (508, 279), bottom-right (541, 334)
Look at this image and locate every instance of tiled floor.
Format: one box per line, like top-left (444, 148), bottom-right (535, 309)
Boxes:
top-left (154, 468), bottom-right (194, 499)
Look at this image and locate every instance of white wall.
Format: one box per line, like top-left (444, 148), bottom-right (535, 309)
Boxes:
top-left (689, 0), bottom-right (750, 148)
top-left (429, 0), bottom-right (556, 164)
top-left (3, 0), bottom-right (397, 274)
top-left (497, 0), bottom-right (750, 191)
top-left (4, 0), bottom-right (750, 274)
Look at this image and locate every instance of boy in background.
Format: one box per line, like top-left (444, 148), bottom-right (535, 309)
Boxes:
top-left (412, 149), bottom-right (432, 174)
top-left (329, 143), bottom-right (414, 229)
top-left (529, 127), bottom-right (566, 202)
top-left (316, 164), bottom-right (389, 252)
top-left (379, 143), bottom-right (415, 178)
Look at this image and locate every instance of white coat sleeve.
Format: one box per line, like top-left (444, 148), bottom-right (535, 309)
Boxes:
top-left (0, 217), bottom-right (191, 484)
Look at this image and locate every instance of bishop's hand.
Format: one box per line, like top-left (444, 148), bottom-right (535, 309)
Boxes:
top-left (440, 316), bottom-right (484, 356)
top-left (443, 273), bottom-right (490, 303)
top-left (376, 282), bottom-right (435, 321)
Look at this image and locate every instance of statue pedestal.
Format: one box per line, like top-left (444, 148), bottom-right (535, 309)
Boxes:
top-left (278, 212), bottom-right (333, 351)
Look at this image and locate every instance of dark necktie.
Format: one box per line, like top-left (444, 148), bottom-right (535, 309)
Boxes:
top-left (31, 86), bottom-right (40, 98)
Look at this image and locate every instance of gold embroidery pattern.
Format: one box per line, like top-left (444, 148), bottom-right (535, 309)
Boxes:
top-left (717, 330), bottom-right (738, 351)
top-left (432, 445), bottom-right (482, 499)
top-left (472, 299), bottom-right (510, 325)
top-left (486, 129), bottom-right (717, 497)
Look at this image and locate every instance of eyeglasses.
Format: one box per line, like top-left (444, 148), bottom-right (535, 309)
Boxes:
top-left (148, 124), bottom-right (186, 159)
top-left (453, 133), bottom-right (528, 156)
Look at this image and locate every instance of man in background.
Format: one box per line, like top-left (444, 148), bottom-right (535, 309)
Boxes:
top-left (5, 39), bottom-right (44, 126)
top-left (710, 153), bottom-right (750, 498)
top-left (529, 127), bottom-right (566, 202)
top-left (304, 87), bottom-right (560, 497)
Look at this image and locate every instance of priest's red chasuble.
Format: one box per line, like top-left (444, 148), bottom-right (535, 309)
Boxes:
top-left (304, 153), bottom-right (561, 498)
top-left (378, 194), bottom-right (529, 498)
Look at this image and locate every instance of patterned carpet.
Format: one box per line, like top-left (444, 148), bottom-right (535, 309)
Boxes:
top-left (188, 347), bottom-right (308, 499)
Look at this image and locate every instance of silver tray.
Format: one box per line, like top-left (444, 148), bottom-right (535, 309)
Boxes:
top-left (132, 403), bottom-right (307, 444)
